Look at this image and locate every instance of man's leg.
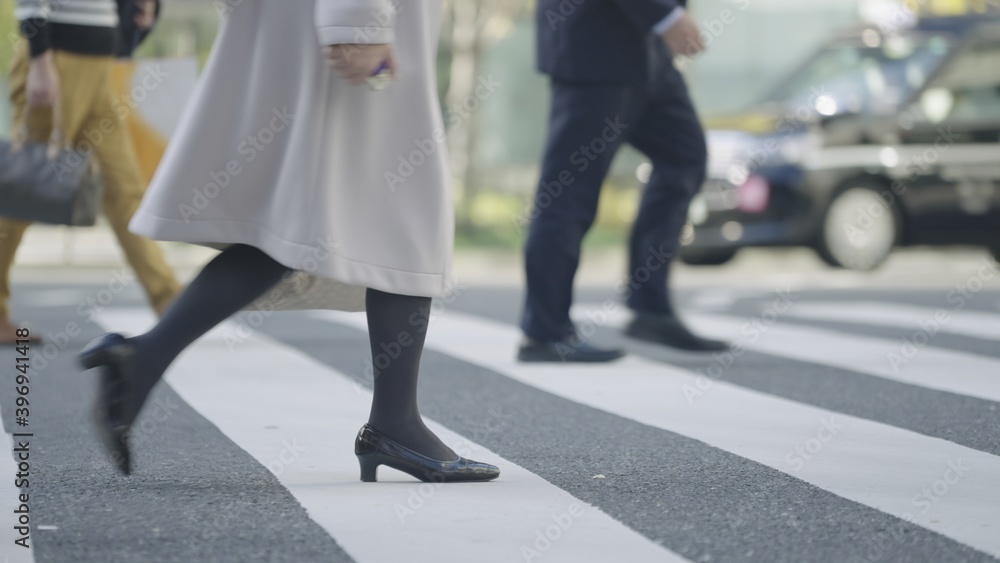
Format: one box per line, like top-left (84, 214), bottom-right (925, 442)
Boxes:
top-left (624, 65), bottom-right (727, 350)
top-left (68, 53), bottom-right (181, 315)
top-left (0, 43), bottom-right (37, 339)
top-left (0, 42), bottom-right (99, 340)
top-left (521, 80), bottom-right (638, 342)
top-left (626, 64), bottom-right (707, 314)
top-left (0, 220), bottom-right (34, 341)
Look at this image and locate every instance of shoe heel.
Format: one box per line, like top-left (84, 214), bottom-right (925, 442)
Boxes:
top-left (358, 456), bottom-right (379, 482)
top-left (79, 334), bottom-right (130, 371)
top-left (78, 348), bottom-right (107, 370)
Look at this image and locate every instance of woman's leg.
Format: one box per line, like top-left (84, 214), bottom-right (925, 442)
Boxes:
top-left (128, 244), bottom-right (292, 406)
top-left (365, 288), bottom-right (457, 461)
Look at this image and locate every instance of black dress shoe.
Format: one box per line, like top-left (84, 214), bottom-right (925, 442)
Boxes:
top-left (517, 335), bottom-right (625, 363)
top-left (78, 333), bottom-right (141, 475)
top-left (625, 313), bottom-right (730, 351)
top-left (355, 425), bottom-right (500, 483)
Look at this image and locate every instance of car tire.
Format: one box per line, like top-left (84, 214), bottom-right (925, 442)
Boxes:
top-left (817, 181), bottom-right (901, 271)
top-left (679, 247), bottom-right (739, 266)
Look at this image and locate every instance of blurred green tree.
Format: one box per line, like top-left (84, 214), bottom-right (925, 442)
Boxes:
top-left (441, 0), bottom-right (533, 233)
top-left (1, 0), bottom-right (17, 72)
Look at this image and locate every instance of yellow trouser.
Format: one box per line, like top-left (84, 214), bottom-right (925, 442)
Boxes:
top-left (0, 43), bottom-right (180, 318)
top-left (109, 60), bottom-right (169, 185)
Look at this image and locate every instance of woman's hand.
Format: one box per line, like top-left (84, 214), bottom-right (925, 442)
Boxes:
top-left (324, 43), bottom-right (397, 86)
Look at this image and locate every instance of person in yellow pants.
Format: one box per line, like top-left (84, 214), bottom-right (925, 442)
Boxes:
top-left (109, 60), bottom-right (169, 186)
top-left (0, 0), bottom-right (179, 342)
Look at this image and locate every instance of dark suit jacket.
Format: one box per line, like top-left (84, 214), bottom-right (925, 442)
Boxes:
top-left (536, 0), bottom-right (684, 84)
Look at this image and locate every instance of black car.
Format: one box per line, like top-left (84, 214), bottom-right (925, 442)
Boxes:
top-left (681, 15), bottom-right (1000, 269)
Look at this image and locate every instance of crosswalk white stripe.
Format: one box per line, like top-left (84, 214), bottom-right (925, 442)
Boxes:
top-left (96, 309), bottom-right (688, 563)
top-left (783, 301), bottom-right (1000, 342)
top-left (1, 433), bottom-right (36, 562)
top-left (314, 308), bottom-right (1000, 559)
top-left (683, 313), bottom-right (1000, 404)
top-left (568, 304), bottom-right (1000, 403)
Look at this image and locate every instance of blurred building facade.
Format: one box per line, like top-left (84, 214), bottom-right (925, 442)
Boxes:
top-left (0, 0), bottom-right (996, 230)
top-left (475, 0), bottom-right (999, 192)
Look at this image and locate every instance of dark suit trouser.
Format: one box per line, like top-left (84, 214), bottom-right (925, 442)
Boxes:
top-left (521, 63), bottom-right (707, 342)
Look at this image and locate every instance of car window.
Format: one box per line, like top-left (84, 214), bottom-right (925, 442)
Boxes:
top-left (767, 35), bottom-right (952, 116)
top-left (910, 33), bottom-right (1000, 123)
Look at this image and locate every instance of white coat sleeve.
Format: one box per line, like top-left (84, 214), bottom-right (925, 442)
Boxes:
top-left (315, 0), bottom-right (396, 46)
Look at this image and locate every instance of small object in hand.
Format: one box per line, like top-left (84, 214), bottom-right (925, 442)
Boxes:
top-left (367, 62), bottom-right (392, 91)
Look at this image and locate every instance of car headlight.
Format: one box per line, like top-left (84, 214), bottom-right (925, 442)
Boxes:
top-left (688, 195), bottom-right (709, 225)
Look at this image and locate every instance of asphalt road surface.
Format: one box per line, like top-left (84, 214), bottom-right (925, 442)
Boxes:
top-left (1, 271), bottom-right (998, 563)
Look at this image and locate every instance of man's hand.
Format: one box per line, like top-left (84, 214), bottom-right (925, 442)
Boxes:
top-left (26, 52), bottom-right (59, 109)
top-left (661, 13), bottom-right (705, 57)
top-left (323, 43), bottom-right (397, 86)
top-left (134, 0), bottom-right (157, 30)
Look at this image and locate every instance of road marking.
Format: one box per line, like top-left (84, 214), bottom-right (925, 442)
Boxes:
top-left (688, 288), bottom-right (768, 311)
top-left (315, 308), bottom-right (1000, 559)
top-left (567, 303), bottom-right (1000, 403)
top-left (16, 289), bottom-right (101, 309)
top-left (96, 309), bottom-right (688, 563)
top-left (684, 313), bottom-right (1000, 403)
top-left (784, 301), bottom-right (1000, 342)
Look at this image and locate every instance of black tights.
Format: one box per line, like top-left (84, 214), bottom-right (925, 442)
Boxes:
top-left (128, 244), bottom-right (455, 461)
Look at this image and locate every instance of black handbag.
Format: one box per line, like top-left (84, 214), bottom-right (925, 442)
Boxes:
top-left (0, 115), bottom-right (103, 226)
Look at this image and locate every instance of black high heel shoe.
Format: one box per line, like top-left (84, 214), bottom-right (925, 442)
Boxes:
top-left (355, 424), bottom-right (500, 483)
top-left (78, 333), bottom-right (141, 475)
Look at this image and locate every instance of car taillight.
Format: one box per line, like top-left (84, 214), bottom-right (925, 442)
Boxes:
top-left (737, 175), bottom-right (770, 213)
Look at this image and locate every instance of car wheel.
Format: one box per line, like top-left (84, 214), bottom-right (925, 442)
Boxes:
top-left (817, 183), bottom-right (900, 271)
top-left (679, 247), bottom-right (739, 266)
